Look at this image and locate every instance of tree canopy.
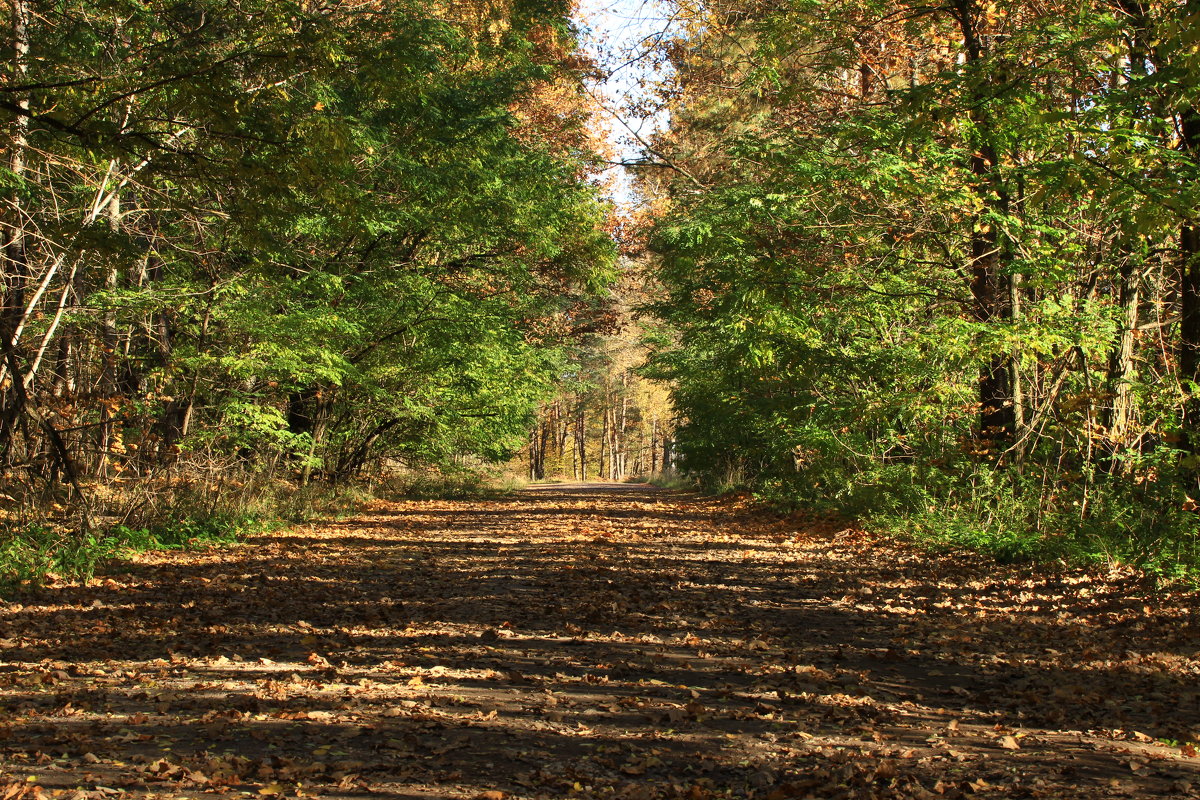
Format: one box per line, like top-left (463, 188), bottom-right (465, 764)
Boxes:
top-left (640, 0), bottom-right (1200, 569)
top-left (1, 0), bottom-right (616, 524)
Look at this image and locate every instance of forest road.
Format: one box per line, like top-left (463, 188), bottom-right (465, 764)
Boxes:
top-left (1, 484), bottom-right (1198, 799)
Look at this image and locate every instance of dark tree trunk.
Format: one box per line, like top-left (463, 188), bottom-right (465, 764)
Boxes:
top-left (576, 409), bottom-right (586, 480)
top-left (954, 0), bottom-right (1016, 445)
top-left (333, 417), bottom-right (401, 482)
top-left (0, 0), bottom-right (31, 464)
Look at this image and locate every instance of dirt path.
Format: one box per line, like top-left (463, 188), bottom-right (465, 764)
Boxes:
top-left (2, 485), bottom-right (1199, 799)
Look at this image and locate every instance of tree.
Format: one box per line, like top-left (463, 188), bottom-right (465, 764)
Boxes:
top-left (640, 0), bottom-right (1200, 551)
top-left (0, 0), bottom-right (615, 523)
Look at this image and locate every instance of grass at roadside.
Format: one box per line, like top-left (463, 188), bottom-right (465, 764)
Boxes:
top-left (868, 504), bottom-right (1200, 585)
top-left (0, 468), bottom-right (518, 594)
top-left (645, 471), bottom-right (696, 491)
top-left (0, 514), bottom-right (266, 593)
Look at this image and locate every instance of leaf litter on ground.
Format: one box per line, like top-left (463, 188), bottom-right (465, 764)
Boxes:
top-left (0, 483), bottom-right (1198, 799)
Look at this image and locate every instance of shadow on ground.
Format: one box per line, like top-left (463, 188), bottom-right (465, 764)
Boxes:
top-left (1, 485), bottom-right (1198, 799)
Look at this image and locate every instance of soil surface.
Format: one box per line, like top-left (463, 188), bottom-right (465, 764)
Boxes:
top-left (2, 484), bottom-right (1199, 799)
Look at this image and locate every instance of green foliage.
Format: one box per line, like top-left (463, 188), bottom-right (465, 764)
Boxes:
top-left (645, 0), bottom-right (1200, 578)
top-left (380, 470), bottom-right (507, 500)
top-left (870, 474), bottom-right (1200, 582)
top-left (1, 0), bottom-right (616, 509)
top-left (0, 515), bottom-right (260, 593)
top-left (0, 526), bottom-right (110, 589)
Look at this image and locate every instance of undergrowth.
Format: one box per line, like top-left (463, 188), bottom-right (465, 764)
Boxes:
top-left (0, 467), bottom-right (513, 594)
top-left (868, 505), bottom-right (1200, 585)
top-left (381, 469), bottom-right (522, 500)
top-left (0, 514), bottom-right (266, 594)
top-left (861, 467), bottom-right (1200, 583)
top-left (739, 461), bottom-right (1200, 587)
top-left (645, 471), bottom-right (697, 491)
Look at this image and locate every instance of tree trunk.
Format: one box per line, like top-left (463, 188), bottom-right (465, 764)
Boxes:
top-left (528, 419), bottom-right (547, 482)
top-left (0, 0), bottom-right (31, 465)
top-left (96, 189), bottom-right (121, 478)
top-left (1102, 256), bottom-right (1142, 468)
top-left (333, 417), bottom-right (401, 482)
top-left (1096, 4), bottom-right (1149, 467)
top-left (538, 419), bottom-right (549, 479)
top-left (954, 0), bottom-right (1015, 445)
top-left (576, 408), bottom-right (586, 480)
top-left (650, 417), bottom-right (658, 474)
top-left (617, 381), bottom-right (629, 479)
top-left (1181, 104), bottom-right (1200, 453)
top-left (528, 426), bottom-right (539, 481)
top-left (599, 403), bottom-right (608, 479)
top-left (557, 401), bottom-right (568, 459)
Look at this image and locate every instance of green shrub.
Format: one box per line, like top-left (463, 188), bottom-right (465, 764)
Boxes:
top-left (0, 513), bottom-right (270, 594)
